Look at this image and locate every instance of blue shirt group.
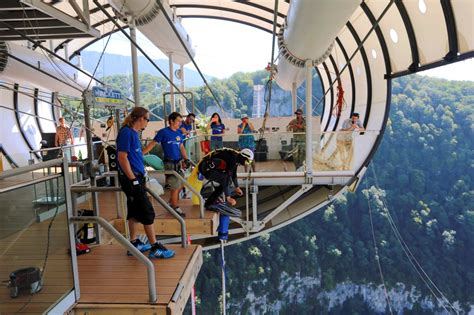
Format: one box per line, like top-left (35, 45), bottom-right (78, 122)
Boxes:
top-left (153, 127), bottom-right (183, 161)
top-left (116, 126), bottom-right (145, 176)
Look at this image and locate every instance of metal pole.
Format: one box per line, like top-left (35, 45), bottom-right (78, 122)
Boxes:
top-left (291, 81), bottom-right (297, 113)
top-left (305, 59), bottom-right (313, 176)
top-left (83, 91), bottom-right (101, 243)
top-left (169, 53), bottom-right (175, 112)
top-left (130, 19), bottom-right (140, 107)
top-left (180, 64), bottom-right (186, 114)
top-left (220, 240), bottom-right (226, 315)
top-left (63, 157), bottom-right (81, 301)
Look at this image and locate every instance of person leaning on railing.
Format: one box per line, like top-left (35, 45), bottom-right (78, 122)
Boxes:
top-left (207, 112), bottom-right (225, 150)
top-left (116, 106), bottom-right (175, 259)
top-left (144, 112), bottom-right (190, 217)
top-left (287, 108), bottom-right (306, 170)
top-left (337, 112), bottom-right (365, 169)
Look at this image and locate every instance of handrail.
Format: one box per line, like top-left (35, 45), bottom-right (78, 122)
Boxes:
top-left (145, 186), bottom-right (187, 248)
top-left (29, 141), bottom-right (103, 154)
top-left (0, 158), bottom-right (63, 180)
top-left (70, 184), bottom-right (187, 248)
top-left (149, 169), bottom-right (205, 218)
top-left (0, 174), bottom-right (62, 194)
top-left (70, 216), bottom-right (157, 303)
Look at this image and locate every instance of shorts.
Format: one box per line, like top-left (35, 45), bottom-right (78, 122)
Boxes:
top-left (164, 162), bottom-right (184, 190)
top-left (119, 175), bottom-right (155, 225)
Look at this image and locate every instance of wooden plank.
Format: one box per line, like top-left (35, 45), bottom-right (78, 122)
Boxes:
top-left (76, 244), bottom-right (202, 312)
top-left (168, 246), bottom-right (203, 315)
top-left (74, 304), bottom-right (167, 315)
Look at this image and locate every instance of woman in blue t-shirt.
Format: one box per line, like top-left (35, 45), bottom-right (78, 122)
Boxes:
top-left (207, 112), bottom-right (225, 151)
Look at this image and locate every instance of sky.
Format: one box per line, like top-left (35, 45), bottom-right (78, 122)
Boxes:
top-left (86, 18), bottom-right (473, 82)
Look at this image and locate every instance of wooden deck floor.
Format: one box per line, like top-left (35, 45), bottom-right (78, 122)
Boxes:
top-left (0, 212), bottom-right (74, 315)
top-left (75, 244), bottom-right (202, 314)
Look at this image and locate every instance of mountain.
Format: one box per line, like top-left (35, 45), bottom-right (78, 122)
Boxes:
top-left (80, 51), bottom-right (214, 87)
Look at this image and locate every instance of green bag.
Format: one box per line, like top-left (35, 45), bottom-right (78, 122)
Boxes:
top-left (143, 154), bottom-right (164, 170)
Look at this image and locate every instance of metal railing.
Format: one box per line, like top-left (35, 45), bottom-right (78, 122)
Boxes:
top-left (149, 169), bottom-right (205, 219)
top-left (69, 184), bottom-right (188, 248)
top-left (70, 216), bottom-right (157, 303)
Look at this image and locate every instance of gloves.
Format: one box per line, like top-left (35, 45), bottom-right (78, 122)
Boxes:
top-left (181, 159), bottom-right (192, 170)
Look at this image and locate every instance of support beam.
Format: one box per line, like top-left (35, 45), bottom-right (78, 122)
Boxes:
top-left (129, 20), bottom-right (140, 107)
top-left (261, 184), bottom-right (312, 225)
top-left (180, 64), bottom-right (186, 114)
top-left (305, 59), bottom-right (313, 176)
top-left (20, 0), bottom-right (99, 37)
top-left (291, 81), bottom-right (297, 113)
top-left (169, 53), bottom-right (175, 112)
top-left (68, 0), bottom-right (89, 27)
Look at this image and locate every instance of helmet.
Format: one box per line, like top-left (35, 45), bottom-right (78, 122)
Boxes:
top-left (240, 148), bottom-right (254, 162)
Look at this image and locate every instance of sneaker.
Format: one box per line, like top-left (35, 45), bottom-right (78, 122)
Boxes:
top-left (127, 239), bottom-right (152, 256)
top-left (168, 204), bottom-right (186, 217)
top-left (149, 243), bottom-right (175, 259)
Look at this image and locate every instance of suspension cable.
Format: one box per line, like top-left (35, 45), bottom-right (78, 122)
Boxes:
top-left (154, 0), bottom-right (226, 116)
top-left (369, 164), bottom-right (458, 314)
top-left (364, 181), bottom-right (394, 315)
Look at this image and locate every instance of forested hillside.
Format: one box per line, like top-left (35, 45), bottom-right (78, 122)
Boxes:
top-left (102, 70), bottom-right (322, 118)
top-left (189, 75), bottom-right (473, 314)
top-left (98, 70), bottom-right (472, 314)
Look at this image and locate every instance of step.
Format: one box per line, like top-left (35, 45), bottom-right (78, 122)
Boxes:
top-left (74, 244), bottom-right (203, 315)
top-left (77, 191), bottom-right (219, 237)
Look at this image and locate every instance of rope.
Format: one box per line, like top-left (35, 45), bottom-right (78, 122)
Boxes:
top-left (364, 181), bottom-right (394, 315)
top-left (369, 164), bottom-right (458, 314)
top-left (220, 239), bottom-right (227, 315)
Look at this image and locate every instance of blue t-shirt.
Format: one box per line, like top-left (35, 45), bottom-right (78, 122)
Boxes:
top-left (116, 126), bottom-right (145, 176)
top-left (180, 122), bottom-right (193, 132)
top-left (180, 121), bottom-right (193, 139)
top-left (211, 123), bottom-right (225, 142)
top-left (153, 127), bottom-right (183, 161)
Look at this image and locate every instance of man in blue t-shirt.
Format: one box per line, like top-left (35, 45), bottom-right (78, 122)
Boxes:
top-left (144, 112), bottom-right (189, 217)
top-left (179, 113), bottom-right (195, 139)
top-left (116, 106), bottom-right (174, 259)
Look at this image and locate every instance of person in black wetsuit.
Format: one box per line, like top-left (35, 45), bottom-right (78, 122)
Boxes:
top-left (198, 148), bottom-right (254, 208)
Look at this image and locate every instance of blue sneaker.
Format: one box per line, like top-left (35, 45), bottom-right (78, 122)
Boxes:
top-left (149, 243), bottom-right (175, 259)
top-left (127, 239), bottom-right (152, 256)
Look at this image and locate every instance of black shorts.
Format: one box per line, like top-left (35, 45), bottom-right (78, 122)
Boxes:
top-left (119, 175), bottom-right (155, 225)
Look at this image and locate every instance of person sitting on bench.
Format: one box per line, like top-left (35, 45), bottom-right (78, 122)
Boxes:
top-left (198, 148), bottom-right (254, 208)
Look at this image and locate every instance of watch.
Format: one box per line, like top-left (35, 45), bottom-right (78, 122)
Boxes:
top-left (131, 178), bottom-right (139, 185)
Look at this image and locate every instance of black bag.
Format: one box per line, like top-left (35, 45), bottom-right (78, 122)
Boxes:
top-left (76, 209), bottom-right (96, 244)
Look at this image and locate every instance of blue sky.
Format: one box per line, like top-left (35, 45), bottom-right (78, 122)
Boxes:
top-left (86, 18), bottom-right (473, 81)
